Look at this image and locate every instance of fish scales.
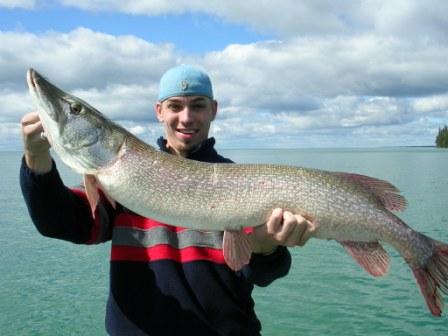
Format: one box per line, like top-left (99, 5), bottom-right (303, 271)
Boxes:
top-left (99, 135), bottom-right (396, 239)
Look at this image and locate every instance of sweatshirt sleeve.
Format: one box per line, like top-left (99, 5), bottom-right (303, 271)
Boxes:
top-left (19, 156), bottom-right (114, 244)
top-left (243, 246), bottom-right (292, 287)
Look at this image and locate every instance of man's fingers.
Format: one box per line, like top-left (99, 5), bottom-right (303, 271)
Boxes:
top-left (23, 121), bottom-right (44, 137)
top-left (272, 211), bottom-right (296, 243)
top-left (21, 112), bottom-right (40, 126)
top-left (21, 112), bottom-right (51, 155)
top-left (293, 215), bottom-right (316, 246)
top-left (265, 209), bottom-right (316, 247)
top-left (21, 112), bottom-right (43, 137)
top-left (275, 213), bottom-right (316, 247)
top-left (266, 208), bottom-right (284, 235)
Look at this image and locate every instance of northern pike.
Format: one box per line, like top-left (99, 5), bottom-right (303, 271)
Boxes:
top-left (27, 68), bottom-right (448, 316)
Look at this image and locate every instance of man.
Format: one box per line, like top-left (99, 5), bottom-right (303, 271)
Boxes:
top-left (20, 64), bottom-right (314, 335)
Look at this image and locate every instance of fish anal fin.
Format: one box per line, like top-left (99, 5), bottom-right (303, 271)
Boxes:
top-left (335, 172), bottom-right (407, 212)
top-left (223, 230), bottom-right (252, 271)
top-left (340, 240), bottom-right (390, 277)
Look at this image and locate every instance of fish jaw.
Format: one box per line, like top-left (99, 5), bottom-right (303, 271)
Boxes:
top-left (27, 68), bottom-right (126, 174)
top-left (27, 68), bottom-right (65, 148)
top-left (28, 69), bottom-right (65, 124)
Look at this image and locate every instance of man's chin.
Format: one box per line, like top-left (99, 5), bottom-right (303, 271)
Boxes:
top-left (167, 141), bottom-right (193, 156)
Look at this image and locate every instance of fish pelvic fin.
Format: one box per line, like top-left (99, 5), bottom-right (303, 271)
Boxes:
top-left (335, 172), bottom-right (407, 212)
top-left (223, 230), bottom-right (252, 271)
top-left (340, 241), bottom-right (390, 277)
top-left (410, 239), bottom-right (448, 317)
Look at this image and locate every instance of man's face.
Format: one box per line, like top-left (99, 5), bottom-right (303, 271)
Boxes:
top-left (155, 96), bottom-right (217, 156)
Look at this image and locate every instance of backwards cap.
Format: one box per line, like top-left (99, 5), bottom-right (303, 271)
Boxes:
top-left (158, 64), bottom-right (213, 102)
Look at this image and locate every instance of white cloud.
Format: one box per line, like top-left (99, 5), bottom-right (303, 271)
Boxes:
top-left (0, 28), bottom-right (181, 150)
top-left (128, 124), bottom-right (146, 135)
top-left (0, 28), bottom-right (176, 90)
top-left (367, 0), bottom-right (448, 42)
top-left (71, 83), bottom-right (158, 122)
top-left (0, 89), bottom-right (33, 123)
top-left (412, 94), bottom-right (448, 115)
top-left (205, 36), bottom-right (448, 113)
top-left (0, 28), bottom-right (179, 124)
top-left (1, 27), bottom-right (447, 148)
top-left (0, 0), bottom-right (35, 9)
top-left (116, 121), bottom-right (163, 145)
top-left (57, 0), bottom-right (448, 40)
top-left (57, 1), bottom-right (355, 36)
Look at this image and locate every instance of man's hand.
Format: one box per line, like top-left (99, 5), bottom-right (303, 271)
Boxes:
top-left (21, 112), bottom-right (52, 173)
top-left (250, 208), bottom-right (315, 255)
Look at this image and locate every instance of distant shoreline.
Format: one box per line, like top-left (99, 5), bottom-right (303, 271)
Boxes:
top-left (0, 145), bottom-right (444, 153)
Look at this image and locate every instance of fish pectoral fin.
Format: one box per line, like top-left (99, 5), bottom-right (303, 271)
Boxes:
top-left (223, 230), bottom-right (252, 271)
top-left (83, 175), bottom-right (117, 219)
top-left (339, 240), bottom-right (390, 277)
top-left (83, 174), bottom-right (100, 219)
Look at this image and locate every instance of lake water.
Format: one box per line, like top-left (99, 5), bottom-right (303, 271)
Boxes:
top-left (1, 147), bottom-right (447, 335)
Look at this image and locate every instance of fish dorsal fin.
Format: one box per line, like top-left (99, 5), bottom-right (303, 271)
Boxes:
top-left (340, 241), bottom-right (390, 277)
top-left (335, 172), bottom-right (407, 212)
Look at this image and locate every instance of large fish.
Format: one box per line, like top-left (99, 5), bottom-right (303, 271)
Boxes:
top-left (27, 68), bottom-right (448, 316)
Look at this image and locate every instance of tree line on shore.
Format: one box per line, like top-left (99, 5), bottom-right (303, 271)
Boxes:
top-left (436, 125), bottom-right (448, 148)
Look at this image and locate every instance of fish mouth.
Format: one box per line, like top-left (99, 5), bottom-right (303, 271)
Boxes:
top-left (27, 68), bottom-right (46, 95)
top-left (27, 68), bottom-right (46, 94)
top-left (26, 68), bottom-right (36, 90)
top-left (27, 68), bottom-right (63, 123)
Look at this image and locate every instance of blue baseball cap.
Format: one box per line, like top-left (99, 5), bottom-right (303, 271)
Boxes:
top-left (158, 64), bottom-right (214, 102)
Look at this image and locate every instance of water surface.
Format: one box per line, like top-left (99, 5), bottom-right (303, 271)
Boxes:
top-left (1, 148), bottom-right (447, 335)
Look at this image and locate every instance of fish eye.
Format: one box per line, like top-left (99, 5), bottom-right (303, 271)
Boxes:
top-left (70, 102), bottom-right (83, 115)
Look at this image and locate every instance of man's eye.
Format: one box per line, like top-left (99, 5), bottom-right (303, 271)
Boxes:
top-left (168, 104), bottom-right (181, 111)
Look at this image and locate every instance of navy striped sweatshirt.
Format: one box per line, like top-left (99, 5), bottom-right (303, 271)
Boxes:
top-left (20, 137), bottom-right (291, 336)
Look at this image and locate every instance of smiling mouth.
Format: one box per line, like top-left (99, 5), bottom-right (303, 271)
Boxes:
top-left (177, 129), bottom-right (198, 135)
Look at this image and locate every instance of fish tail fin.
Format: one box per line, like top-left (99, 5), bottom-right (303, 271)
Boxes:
top-left (411, 239), bottom-right (448, 317)
top-left (223, 230), bottom-right (252, 271)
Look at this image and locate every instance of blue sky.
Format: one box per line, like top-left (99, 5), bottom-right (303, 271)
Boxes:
top-left (1, 5), bottom-right (272, 54)
top-left (1, 0), bottom-right (448, 150)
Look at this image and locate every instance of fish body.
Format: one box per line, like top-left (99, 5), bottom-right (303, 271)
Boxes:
top-left (27, 68), bottom-right (448, 316)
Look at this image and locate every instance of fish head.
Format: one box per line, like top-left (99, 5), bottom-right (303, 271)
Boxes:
top-left (27, 68), bottom-right (125, 174)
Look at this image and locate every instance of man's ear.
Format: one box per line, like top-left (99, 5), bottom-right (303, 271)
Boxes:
top-left (155, 102), bottom-right (164, 122)
top-left (211, 99), bottom-right (218, 121)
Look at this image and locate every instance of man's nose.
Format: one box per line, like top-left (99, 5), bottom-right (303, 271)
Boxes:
top-left (179, 107), bottom-right (193, 124)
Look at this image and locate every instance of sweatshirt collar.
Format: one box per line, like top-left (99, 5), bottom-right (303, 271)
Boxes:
top-left (156, 136), bottom-right (217, 160)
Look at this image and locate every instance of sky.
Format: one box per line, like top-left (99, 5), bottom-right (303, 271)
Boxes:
top-left (1, 0), bottom-right (448, 150)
